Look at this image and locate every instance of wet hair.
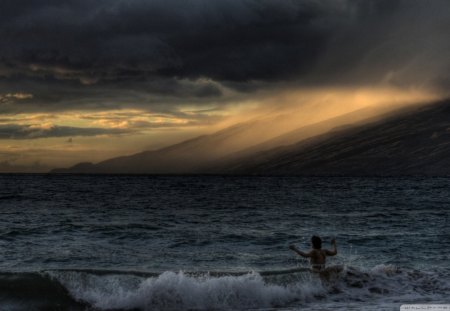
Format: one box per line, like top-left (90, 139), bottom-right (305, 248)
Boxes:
top-left (311, 235), bottom-right (322, 249)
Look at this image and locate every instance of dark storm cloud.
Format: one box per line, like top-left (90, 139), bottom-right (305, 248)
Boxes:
top-left (0, 0), bottom-right (449, 112)
top-left (0, 76), bottom-right (224, 114)
top-left (0, 0), bottom-right (335, 83)
top-left (0, 123), bottom-right (132, 139)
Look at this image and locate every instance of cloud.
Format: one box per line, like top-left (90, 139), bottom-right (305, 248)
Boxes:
top-left (0, 92), bottom-right (33, 105)
top-left (0, 123), bottom-right (132, 139)
top-left (2, 93), bottom-right (33, 100)
top-left (0, 0), bottom-right (331, 82)
top-left (77, 109), bottom-right (221, 130)
top-left (0, 0), bottom-right (448, 115)
top-left (0, 107), bottom-right (218, 140)
top-left (0, 76), bottom-right (226, 114)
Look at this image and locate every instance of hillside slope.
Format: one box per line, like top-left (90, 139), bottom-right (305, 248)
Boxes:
top-left (220, 100), bottom-right (450, 176)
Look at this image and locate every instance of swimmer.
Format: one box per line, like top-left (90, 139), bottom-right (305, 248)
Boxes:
top-left (289, 236), bottom-right (337, 272)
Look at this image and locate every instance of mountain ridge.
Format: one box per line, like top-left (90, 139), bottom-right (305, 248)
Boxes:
top-left (217, 99), bottom-right (450, 176)
top-left (51, 99), bottom-right (450, 175)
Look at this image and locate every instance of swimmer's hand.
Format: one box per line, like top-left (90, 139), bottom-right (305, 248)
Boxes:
top-left (289, 244), bottom-right (297, 250)
top-left (331, 238), bottom-right (336, 245)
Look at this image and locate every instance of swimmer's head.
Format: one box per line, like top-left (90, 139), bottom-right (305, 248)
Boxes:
top-left (311, 235), bottom-right (322, 249)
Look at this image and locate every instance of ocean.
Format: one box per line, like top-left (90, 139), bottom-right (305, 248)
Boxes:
top-left (0, 175), bottom-right (449, 310)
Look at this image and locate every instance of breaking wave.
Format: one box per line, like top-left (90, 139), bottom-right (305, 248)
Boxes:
top-left (0, 265), bottom-right (448, 310)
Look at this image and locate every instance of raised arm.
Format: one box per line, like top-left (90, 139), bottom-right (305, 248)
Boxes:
top-left (289, 245), bottom-right (311, 258)
top-left (324, 239), bottom-right (337, 256)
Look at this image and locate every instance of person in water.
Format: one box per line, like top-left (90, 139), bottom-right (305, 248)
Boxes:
top-left (289, 236), bottom-right (337, 272)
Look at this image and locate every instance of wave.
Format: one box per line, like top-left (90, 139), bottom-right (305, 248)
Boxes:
top-left (0, 265), bottom-right (448, 310)
top-left (0, 272), bottom-right (87, 310)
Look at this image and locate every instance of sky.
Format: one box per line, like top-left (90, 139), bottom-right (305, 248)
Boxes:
top-left (0, 0), bottom-right (449, 172)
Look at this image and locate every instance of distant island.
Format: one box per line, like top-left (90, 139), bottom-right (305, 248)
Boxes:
top-left (52, 99), bottom-right (450, 176)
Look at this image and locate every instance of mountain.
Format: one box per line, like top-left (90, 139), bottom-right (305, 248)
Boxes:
top-left (51, 121), bottom-right (261, 174)
top-left (52, 111), bottom-right (325, 174)
top-left (218, 99), bottom-right (450, 176)
top-left (52, 99), bottom-right (450, 175)
top-left (220, 105), bottom-right (397, 160)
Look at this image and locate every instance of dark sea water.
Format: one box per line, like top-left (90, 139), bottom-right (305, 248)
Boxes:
top-left (0, 175), bottom-right (449, 310)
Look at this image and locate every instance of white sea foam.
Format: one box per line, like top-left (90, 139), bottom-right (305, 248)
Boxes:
top-left (50, 270), bottom-right (325, 310)
top-left (47, 265), bottom-right (450, 311)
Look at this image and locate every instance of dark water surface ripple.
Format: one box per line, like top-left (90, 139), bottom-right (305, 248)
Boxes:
top-left (0, 175), bottom-right (449, 310)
